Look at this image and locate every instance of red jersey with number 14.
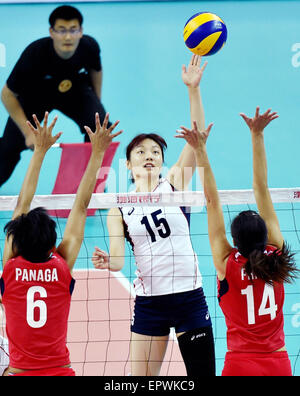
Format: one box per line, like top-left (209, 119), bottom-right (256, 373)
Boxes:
top-left (0, 253), bottom-right (75, 370)
top-left (218, 246), bottom-right (285, 353)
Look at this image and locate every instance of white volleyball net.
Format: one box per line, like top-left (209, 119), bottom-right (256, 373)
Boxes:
top-left (0, 188), bottom-right (300, 376)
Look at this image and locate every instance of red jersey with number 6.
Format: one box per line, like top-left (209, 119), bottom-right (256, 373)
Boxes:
top-left (218, 246), bottom-right (285, 352)
top-left (0, 253), bottom-right (75, 369)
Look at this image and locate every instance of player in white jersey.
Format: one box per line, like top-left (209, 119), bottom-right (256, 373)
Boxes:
top-left (92, 55), bottom-right (215, 376)
top-left (120, 178), bottom-right (202, 296)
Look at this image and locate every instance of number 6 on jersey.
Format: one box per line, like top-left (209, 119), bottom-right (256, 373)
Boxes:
top-left (26, 286), bottom-right (47, 329)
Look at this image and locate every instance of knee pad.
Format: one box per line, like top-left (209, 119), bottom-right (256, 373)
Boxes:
top-left (177, 326), bottom-right (215, 376)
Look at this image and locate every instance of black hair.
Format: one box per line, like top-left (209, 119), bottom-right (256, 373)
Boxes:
top-left (126, 133), bottom-right (167, 161)
top-left (4, 207), bottom-right (57, 263)
top-left (231, 210), bottom-right (268, 258)
top-left (49, 5), bottom-right (83, 28)
top-left (126, 133), bottom-right (167, 184)
top-left (231, 210), bottom-right (298, 284)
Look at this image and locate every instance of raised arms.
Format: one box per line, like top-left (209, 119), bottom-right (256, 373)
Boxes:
top-left (2, 112), bottom-right (62, 266)
top-left (176, 121), bottom-right (232, 279)
top-left (240, 107), bottom-right (282, 248)
top-left (167, 55), bottom-right (207, 191)
top-left (56, 113), bottom-right (122, 271)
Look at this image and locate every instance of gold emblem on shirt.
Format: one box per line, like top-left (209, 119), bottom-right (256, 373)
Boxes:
top-left (58, 79), bottom-right (72, 93)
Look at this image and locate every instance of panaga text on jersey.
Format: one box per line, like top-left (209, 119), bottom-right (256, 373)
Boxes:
top-left (15, 268), bottom-right (58, 282)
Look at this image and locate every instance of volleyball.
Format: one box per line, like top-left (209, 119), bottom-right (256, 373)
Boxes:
top-left (183, 12), bottom-right (227, 56)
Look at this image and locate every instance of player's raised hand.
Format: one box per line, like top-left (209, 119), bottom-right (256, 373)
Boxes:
top-left (26, 112), bottom-right (62, 152)
top-left (240, 107), bottom-right (279, 135)
top-left (182, 54), bottom-right (208, 88)
top-left (175, 121), bottom-right (214, 150)
top-left (84, 112), bottom-right (123, 153)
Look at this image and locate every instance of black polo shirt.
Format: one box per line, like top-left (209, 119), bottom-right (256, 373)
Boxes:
top-left (6, 35), bottom-right (102, 99)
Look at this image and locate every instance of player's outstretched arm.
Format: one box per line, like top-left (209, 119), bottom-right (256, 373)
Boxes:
top-left (240, 107), bottom-right (283, 249)
top-left (56, 113), bottom-right (123, 271)
top-left (2, 112), bottom-right (62, 266)
top-left (176, 121), bottom-right (232, 279)
top-left (92, 207), bottom-right (125, 272)
top-left (167, 55), bottom-right (207, 190)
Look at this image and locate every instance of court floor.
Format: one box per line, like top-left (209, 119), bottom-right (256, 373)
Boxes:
top-left (0, 0), bottom-right (299, 376)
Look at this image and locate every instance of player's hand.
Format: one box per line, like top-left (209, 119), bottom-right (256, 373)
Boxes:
top-left (182, 54), bottom-right (207, 88)
top-left (26, 112), bottom-right (62, 153)
top-left (175, 121), bottom-right (213, 150)
top-left (84, 113), bottom-right (123, 154)
top-left (24, 125), bottom-right (35, 150)
top-left (92, 247), bottom-right (110, 270)
top-left (240, 107), bottom-right (279, 135)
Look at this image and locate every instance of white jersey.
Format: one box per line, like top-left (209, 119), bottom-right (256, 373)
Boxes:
top-left (120, 179), bottom-right (202, 296)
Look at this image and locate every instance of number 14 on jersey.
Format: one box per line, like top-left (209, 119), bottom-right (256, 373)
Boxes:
top-left (241, 283), bottom-right (278, 325)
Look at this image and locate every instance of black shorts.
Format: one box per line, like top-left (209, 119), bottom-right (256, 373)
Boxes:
top-left (131, 288), bottom-right (212, 337)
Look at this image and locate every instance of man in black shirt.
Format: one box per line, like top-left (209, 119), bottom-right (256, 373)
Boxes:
top-left (0, 5), bottom-right (111, 187)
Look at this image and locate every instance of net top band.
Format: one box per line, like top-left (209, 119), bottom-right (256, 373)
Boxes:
top-left (1, 188), bottom-right (300, 211)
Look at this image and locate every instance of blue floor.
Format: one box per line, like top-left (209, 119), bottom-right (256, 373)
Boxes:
top-left (0, 0), bottom-right (299, 375)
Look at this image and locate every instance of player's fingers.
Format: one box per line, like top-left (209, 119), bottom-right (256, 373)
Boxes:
top-left (206, 122), bottom-right (214, 134)
top-left (94, 112), bottom-right (101, 130)
top-left (84, 126), bottom-right (94, 143)
top-left (94, 246), bottom-right (105, 253)
top-left (43, 111), bottom-right (49, 129)
top-left (84, 125), bottom-right (93, 135)
top-left (240, 113), bottom-right (250, 124)
top-left (270, 115), bottom-right (279, 122)
top-left (262, 108), bottom-right (272, 118)
top-left (53, 132), bottom-right (63, 143)
top-left (94, 246), bottom-right (106, 252)
top-left (102, 113), bottom-right (109, 131)
top-left (111, 130), bottom-right (123, 139)
top-left (92, 256), bottom-right (102, 263)
top-left (109, 120), bottom-right (120, 133)
top-left (48, 115), bottom-right (58, 133)
top-left (176, 129), bottom-right (187, 136)
top-left (26, 120), bottom-right (38, 134)
top-left (192, 120), bottom-right (199, 130)
top-left (179, 126), bottom-right (191, 133)
top-left (94, 247), bottom-right (108, 256)
top-left (201, 60), bottom-right (208, 72)
top-left (32, 114), bottom-right (41, 130)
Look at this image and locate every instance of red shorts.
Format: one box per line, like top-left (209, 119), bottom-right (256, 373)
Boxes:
top-left (222, 351), bottom-right (292, 376)
top-left (9, 367), bottom-right (76, 376)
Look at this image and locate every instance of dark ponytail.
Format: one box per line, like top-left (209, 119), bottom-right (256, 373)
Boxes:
top-left (244, 243), bottom-right (298, 285)
top-left (231, 210), bottom-right (299, 284)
